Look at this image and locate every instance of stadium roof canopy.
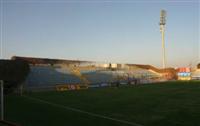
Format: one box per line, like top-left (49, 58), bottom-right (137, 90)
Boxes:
top-left (11, 56), bottom-right (92, 65)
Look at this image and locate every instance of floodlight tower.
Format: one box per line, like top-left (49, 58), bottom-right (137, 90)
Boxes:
top-left (159, 10), bottom-right (167, 69)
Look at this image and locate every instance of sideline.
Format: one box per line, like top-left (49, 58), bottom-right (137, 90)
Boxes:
top-left (23, 95), bottom-right (143, 126)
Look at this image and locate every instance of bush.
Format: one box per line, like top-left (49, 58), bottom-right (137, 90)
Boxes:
top-left (0, 60), bottom-right (30, 93)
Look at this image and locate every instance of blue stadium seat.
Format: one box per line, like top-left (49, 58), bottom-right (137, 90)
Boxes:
top-left (25, 66), bottom-right (82, 88)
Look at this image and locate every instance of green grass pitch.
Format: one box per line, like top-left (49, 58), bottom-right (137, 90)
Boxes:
top-left (4, 81), bottom-right (200, 126)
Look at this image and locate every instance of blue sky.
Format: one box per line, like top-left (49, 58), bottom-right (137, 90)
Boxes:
top-left (1, 0), bottom-right (199, 68)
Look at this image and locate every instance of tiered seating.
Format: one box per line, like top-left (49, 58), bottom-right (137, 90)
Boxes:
top-left (25, 65), bottom-right (166, 89)
top-left (25, 66), bottom-right (81, 88)
top-left (192, 69), bottom-right (200, 80)
top-left (82, 70), bottom-right (114, 84)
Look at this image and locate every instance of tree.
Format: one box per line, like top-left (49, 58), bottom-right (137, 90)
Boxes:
top-left (0, 60), bottom-right (30, 93)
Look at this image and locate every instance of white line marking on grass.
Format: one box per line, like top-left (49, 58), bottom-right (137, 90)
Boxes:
top-left (23, 95), bottom-right (143, 126)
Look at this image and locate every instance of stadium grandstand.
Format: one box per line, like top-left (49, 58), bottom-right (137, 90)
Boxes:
top-left (12, 56), bottom-right (177, 91)
top-left (191, 63), bottom-right (200, 80)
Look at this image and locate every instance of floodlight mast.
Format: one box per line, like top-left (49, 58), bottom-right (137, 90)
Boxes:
top-left (160, 10), bottom-right (167, 69)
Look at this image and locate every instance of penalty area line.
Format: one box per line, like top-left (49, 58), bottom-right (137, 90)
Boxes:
top-left (23, 95), bottom-right (143, 126)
